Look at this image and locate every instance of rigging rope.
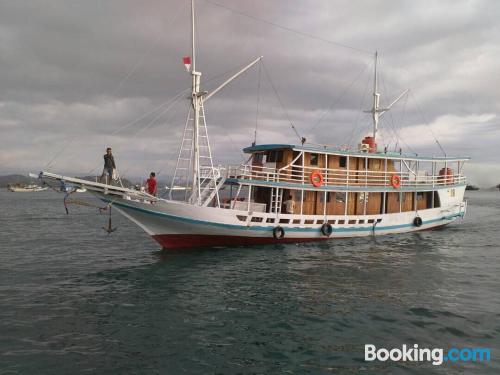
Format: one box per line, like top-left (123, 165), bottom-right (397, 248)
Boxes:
top-left (346, 70), bottom-right (371, 148)
top-left (305, 63), bottom-right (370, 139)
top-left (254, 62), bottom-right (262, 145)
top-left (203, 0), bottom-right (371, 55)
top-left (409, 91), bottom-right (447, 156)
top-left (262, 61), bottom-right (303, 143)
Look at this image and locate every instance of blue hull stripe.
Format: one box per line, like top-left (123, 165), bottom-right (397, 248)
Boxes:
top-left (103, 198), bottom-right (459, 234)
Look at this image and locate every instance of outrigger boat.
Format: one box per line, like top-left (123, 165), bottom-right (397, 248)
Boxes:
top-left (8, 183), bottom-right (48, 192)
top-left (35, 1), bottom-right (468, 249)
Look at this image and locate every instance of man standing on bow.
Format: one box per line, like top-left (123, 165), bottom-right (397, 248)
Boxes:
top-left (101, 147), bottom-right (116, 185)
top-left (146, 172), bottom-right (157, 196)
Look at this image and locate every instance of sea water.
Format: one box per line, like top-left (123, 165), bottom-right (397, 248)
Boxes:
top-left (0, 190), bottom-right (499, 374)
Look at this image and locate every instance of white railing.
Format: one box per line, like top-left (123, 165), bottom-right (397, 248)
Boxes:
top-left (227, 164), bottom-right (466, 188)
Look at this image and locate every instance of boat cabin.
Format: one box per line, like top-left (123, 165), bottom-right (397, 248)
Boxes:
top-left (223, 143), bottom-right (467, 217)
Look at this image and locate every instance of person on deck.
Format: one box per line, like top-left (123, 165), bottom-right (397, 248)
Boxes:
top-left (101, 147), bottom-right (116, 185)
top-left (146, 172), bottom-right (157, 196)
top-left (284, 195), bottom-right (295, 214)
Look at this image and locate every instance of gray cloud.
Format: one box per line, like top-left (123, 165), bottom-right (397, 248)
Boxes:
top-left (0, 0), bottom-right (499, 186)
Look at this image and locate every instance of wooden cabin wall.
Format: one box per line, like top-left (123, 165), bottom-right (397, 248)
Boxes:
top-left (401, 192), bottom-right (414, 212)
top-left (276, 149), bottom-right (293, 169)
top-left (386, 192), bottom-right (399, 213)
top-left (301, 190), bottom-right (316, 215)
top-left (417, 192), bottom-right (428, 210)
top-left (304, 152), bottom-right (326, 168)
top-left (327, 155), bottom-right (347, 185)
top-left (366, 192), bottom-right (383, 215)
top-left (276, 149), bottom-right (293, 181)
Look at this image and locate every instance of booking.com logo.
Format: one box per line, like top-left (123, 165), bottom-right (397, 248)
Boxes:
top-left (365, 344), bottom-right (491, 366)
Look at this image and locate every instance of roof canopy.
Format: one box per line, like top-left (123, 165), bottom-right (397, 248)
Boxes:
top-left (243, 144), bottom-right (470, 162)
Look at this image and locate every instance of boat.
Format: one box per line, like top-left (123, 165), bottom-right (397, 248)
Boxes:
top-left (7, 183), bottom-right (48, 192)
top-left (34, 1), bottom-right (468, 249)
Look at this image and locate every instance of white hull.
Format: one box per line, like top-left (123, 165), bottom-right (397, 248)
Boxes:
top-left (96, 186), bottom-right (466, 249)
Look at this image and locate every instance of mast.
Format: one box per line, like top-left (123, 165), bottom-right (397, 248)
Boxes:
top-left (191, 0), bottom-right (201, 203)
top-left (371, 51), bottom-right (380, 141)
top-left (171, 0), bottom-right (262, 205)
top-left (364, 51), bottom-right (409, 145)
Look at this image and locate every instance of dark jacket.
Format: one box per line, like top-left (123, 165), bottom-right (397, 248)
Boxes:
top-left (104, 154), bottom-right (116, 169)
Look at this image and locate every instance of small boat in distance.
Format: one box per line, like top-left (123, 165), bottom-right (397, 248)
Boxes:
top-left (35, 0), bottom-right (468, 249)
top-left (7, 183), bottom-right (48, 192)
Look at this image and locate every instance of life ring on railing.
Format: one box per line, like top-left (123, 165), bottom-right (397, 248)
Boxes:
top-left (310, 170), bottom-right (324, 187)
top-left (273, 226), bottom-right (285, 240)
top-left (320, 223), bottom-right (333, 237)
top-left (391, 174), bottom-right (401, 189)
top-left (413, 216), bottom-right (423, 227)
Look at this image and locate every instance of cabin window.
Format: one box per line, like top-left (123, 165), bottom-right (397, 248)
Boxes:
top-left (236, 215), bottom-right (247, 222)
top-left (328, 219), bottom-right (336, 224)
top-left (253, 153), bottom-right (263, 164)
top-left (266, 150), bottom-right (283, 163)
top-left (310, 153), bottom-right (319, 166)
top-left (417, 192), bottom-right (425, 201)
top-left (348, 220), bottom-right (356, 224)
top-left (338, 220), bottom-right (345, 224)
top-left (335, 192), bottom-right (346, 203)
top-left (251, 217), bottom-right (263, 222)
top-left (359, 220), bottom-right (365, 224)
top-left (304, 219), bottom-right (314, 225)
top-left (339, 156), bottom-right (347, 168)
top-left (293, 219), bottom-right (301, 224)
top-left (266, 218), bottom-right (275, 223)
top-left (367, 219), bottom-right (375, 224)
top-left (279, 218), bottom-right (290, 224)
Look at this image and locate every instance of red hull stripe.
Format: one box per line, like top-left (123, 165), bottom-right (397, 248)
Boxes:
top-left (152, 234), bottom-right (328, 249)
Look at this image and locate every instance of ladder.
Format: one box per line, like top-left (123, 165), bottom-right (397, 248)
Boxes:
top-left (170, 98), bottom-right (220, 206)
top-left (193, 99), bottom-right (220, 206)
top-left (170, 106), bottom-right (194, 201)
top-left (270, 187), bottom-right (282, 214)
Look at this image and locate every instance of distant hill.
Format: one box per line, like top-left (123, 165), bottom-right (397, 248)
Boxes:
top-left (0, 174), bottom-right (38, 188)
top-left (0, 174), bottom-right (136, 188)
top-left (465, 185), bottom-right (480, 191)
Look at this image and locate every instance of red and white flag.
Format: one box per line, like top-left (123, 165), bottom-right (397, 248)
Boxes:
top-left (182, 56), bottom-right (191, 72)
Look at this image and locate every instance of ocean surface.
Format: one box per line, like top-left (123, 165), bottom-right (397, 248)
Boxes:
top-left (0, 189), bottom-right (498, 374)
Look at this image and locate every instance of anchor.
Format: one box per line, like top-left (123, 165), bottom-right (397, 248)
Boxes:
top-left (103, 205), bottom-right (117, 234)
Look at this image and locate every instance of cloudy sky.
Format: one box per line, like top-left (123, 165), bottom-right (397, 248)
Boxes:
top-left (0, 0), bottom-right (499, 186)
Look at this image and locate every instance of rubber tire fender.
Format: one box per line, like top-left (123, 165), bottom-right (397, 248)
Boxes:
top-left (272, 226), bottom-right (285, 240)
top-left (413, 216), bottom-right (423, 227)
top-left (320, 223), bottom-right (333, 237)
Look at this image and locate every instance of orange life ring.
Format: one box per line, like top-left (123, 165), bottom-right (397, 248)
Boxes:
top-left (391, 174), bottom-right (401, 189)
top-left (310, 170), bottom-right (323, 187)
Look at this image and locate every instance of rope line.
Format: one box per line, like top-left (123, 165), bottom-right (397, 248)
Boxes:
top-left (306, 63), bottom-right (370, 138)
top-left (203, 0), bottom-right (371, 55)
top-left (262, 61), bottom-right (303, 143)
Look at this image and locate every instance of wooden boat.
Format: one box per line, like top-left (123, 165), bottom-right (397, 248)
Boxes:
top-left (7, 183), bottom-right (48, 192)
top-left (35, 1), bottom-right (468, 249)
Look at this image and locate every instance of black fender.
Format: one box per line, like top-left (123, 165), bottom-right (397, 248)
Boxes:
top-left (413, 216), bottom-right (423, 227)
top-left (320, 223), bottom-right (333, 237)
top-left (272, 226), bottom-right (285, 240)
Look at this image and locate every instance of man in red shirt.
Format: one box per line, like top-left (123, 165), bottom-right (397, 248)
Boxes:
top-left (146, 172), bottom-right (157, 196)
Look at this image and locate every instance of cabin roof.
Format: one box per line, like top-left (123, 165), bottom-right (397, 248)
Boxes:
top-left (243, 144), bottom-right (470, 162)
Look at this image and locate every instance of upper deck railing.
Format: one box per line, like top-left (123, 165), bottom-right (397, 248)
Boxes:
top-left (227, 163), bottom-right (466, 189)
